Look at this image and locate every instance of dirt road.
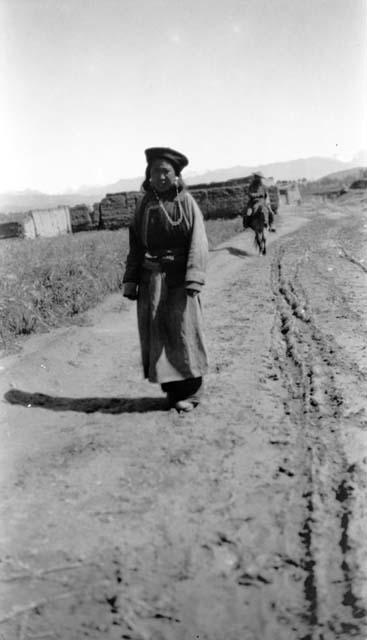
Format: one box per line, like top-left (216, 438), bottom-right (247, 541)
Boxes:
top-left (1, 195), bottom-right (367, 639)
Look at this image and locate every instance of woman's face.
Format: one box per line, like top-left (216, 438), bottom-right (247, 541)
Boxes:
top-left (149, 159), bottom-right (176, 193)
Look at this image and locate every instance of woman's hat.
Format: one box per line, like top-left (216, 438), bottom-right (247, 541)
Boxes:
top-left (252, 170), bottom-right (264, 178)
top-left (144, 147), bottom-right (189, 173)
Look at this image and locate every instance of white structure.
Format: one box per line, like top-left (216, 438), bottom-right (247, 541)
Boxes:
top-left (23, 206), bottom-right (72, 239)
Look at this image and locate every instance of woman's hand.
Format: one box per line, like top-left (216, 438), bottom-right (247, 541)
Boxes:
top-left (186, 282), bottom-right (201, 298)
top-left (123, 283), bottom-right (138, 300)
top-left (186, 288), bottom-right (199, 297)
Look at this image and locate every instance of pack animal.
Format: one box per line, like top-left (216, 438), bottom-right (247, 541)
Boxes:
top-left (243, 201), bottom-right (267, 255)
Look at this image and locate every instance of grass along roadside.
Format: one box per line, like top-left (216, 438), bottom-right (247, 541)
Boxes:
top-left (0, 217), bottom-right (243, 352)
top-left (0, 230), bottom-right (129, 351)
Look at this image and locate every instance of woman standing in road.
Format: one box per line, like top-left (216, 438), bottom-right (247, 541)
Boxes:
top-left (123, 147), bottom-right (208, 412)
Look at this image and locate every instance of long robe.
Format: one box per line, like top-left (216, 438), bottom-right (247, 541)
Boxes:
top-left (123, 188), bottom-right (209, 383)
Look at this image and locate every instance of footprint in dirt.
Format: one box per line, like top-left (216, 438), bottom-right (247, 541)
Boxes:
top-left (204, 533), bottom-right (273, 586)
top-left (203, 533), bottom-right (241, 576)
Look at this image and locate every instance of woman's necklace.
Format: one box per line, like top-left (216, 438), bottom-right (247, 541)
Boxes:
top-left (152, 186), bottom-right (184, 227)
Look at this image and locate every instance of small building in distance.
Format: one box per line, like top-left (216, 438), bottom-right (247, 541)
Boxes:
top-left (0, 206), bottom-right (73, 240)
top-left (0, 204), bottom-right (103, 240)
top-left (24, 206), bottom-right (72, 238)
top-left (277, 181), bottom-right (302, 205)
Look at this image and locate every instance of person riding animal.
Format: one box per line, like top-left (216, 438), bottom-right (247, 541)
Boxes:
top-left (244, 171), bottom-right (276, 232)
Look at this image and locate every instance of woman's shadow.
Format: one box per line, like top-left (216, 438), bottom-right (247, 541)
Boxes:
top-left (4, 389), bottom-right (168, 414)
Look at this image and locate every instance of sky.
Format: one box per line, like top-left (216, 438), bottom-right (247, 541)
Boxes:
top-left (0, 0), bottom-right (366, 193)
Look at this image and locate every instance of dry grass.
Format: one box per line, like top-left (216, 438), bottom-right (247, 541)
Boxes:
top-left (0, 217), bottom-right (242, 349)
top-left (0, 230), bottom-right (129, 349)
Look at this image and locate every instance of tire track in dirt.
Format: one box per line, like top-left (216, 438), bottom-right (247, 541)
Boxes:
top-left (271, 234), bottom-right (367, 639)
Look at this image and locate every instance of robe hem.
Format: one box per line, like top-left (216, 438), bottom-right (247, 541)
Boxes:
top-left (144, 367), bottom-right (208, 384)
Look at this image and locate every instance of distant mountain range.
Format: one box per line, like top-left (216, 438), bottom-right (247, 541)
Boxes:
top-left (1, 156), bottom-right (366, 214)
top-left (310, 166), bottom-right (367, 184)
top-left (185, 156), bottom-right (365, 186)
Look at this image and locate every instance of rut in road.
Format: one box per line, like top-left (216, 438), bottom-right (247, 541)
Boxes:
top-left (271, 241), bottom-right (366, 639)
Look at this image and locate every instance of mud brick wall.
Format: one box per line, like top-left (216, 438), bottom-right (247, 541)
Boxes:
top-left (99, 191), bottom-right (141, 230)
top-left (279, 183), bottom-right (301, 205)
top-left (190, 179), bottom-right (279, 218)
top-left (98, 185), bottom-right (249, 227)
top-left (96, 178), bottom-right (279, 229)
top-left (190, 185), bottom-right (248, 220)
top-left (70, 204), bottom-right (98, 233)
top-left (0, 221), bottom-right (23, 239)
top-left (191, 176), bottom-right (251, 190)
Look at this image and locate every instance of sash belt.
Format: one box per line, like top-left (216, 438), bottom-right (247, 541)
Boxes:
top-left (143, 248), bottom-right (187, 272)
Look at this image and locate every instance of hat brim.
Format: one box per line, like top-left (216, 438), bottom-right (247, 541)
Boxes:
top-left (145, 147), bottom-right (189, 172)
